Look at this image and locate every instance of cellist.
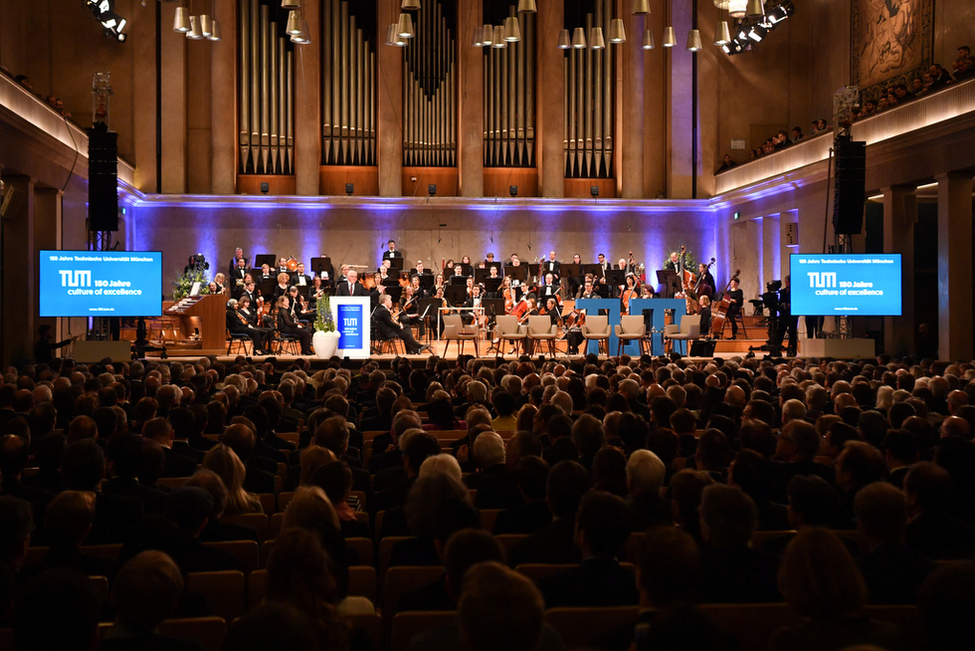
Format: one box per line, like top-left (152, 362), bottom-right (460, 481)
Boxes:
top-left (621, 274), bottom-right (640, 315)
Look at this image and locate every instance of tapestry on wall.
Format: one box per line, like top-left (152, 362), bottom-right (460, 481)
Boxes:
top-left (851, 0), bottom-right (933, 103)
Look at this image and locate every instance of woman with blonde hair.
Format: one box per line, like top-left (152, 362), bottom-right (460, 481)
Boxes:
top-left (298, 445), bottom-right (336, 487)
top-left (201, 444), bottom-right (262, 516)
top-left (769, 527), bottom-right (901, 651)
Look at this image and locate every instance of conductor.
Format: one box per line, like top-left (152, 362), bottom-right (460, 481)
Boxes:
top-left (374, 294), bottom-right (432, 355)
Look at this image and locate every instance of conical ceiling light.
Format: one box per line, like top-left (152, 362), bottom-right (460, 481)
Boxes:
top-left (386, 23), bottom-right (405, 46)
top-left (590, 27), bottom-right (606, 49)
top-left (662, 26), bottom-right (676, 47)
top-left (714, 20), bottom-right (731, 45)
top-left (472, 28), bottom-right (483, 47)
top-left (300, 19), bottom-right (310, 43)
top-left (572, 27), bottom-right (587, 48)
top-left (173, 6), bottom-right (190, 33)
top-left (728, 0), bottom-right (747, 18)
top-left (200, 14), bottom-right (212, 38)
top-left (503, 16), bottom-right (521, 42)
top-left (517, 0), bottom-right (537, 13)
top-left (401, 0), bottom-right (421, 10)
top-left (397, 12), bottom-right (414, 38)
top-left (686, 29), bottom-right (702, 51)
top-left (558, 28), bottom-right (571, 49)
top-left (286, 10), bottom-right (301, 35)
top-left (746, 0), bottom-right (764, 16)
top-left (281, 0), bottom-right (301, 8)
top-left (493, 25), bottom-right (507, 48)
top-left (609, 18), bottom-right (626, 43)
top-left (632, 0), bottom-right (650, 15)
top-left (209, 19), bottom-right (221, 41)
top-left (481, 24), bottom-right (494, 46)
top-left (187, 15), bottom-right (204, 39)
top-left (641, 29), bottom-right (655, 49)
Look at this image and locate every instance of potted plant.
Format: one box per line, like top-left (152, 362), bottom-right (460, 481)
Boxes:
top-left (171, 268), bottom-right (211, 300)
top-left (312, 294), bottom-right (340, 359)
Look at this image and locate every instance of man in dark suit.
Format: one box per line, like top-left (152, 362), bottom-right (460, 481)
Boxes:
top-left (275, 295), bottom-right (313, 355)
top-left (229, 257), bottom-right (249, 291)
top-left (165, 487), bottom-right (243, 573)
top-left (142, 417), bottom-right (198, 478)
top-left (0, 434), bottom-right (54, 522)
top-left (383, 239), bottom-right (403, 262)
top-left (495, 456), bottom-right (552, 535)
top-left (464, 431), bottom-right (523, 511)
top-left (536, 491), bottom-right (639, 608)
top-left (228, 247), bottom-right (248, 278)
top-left (102, 433), bottom-right (169, 514)
top-left (335, 270), bottom-right (368, 297)
top-left (290, 262), bottom-right (313, 291)
top-left (508, 460), bottom-right (590, 567)
top-left (374, 293), bottom-right (431, 355)
top-left (542, 250), bottom-right (561, 280)
top-left (625, 450), bottom-right (672, 530)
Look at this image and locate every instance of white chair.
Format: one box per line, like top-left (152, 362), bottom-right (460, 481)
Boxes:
top-left (442, 313), bottom-right (479, 357)
top-left (581, 315), bottom-right (611, 356)
top-left (526, 315), bottom-right (558, 357)
top-left (494, 315), bottom-right (527, 357)
top-left (615, 315), bottom-right (648, 357)
top-left (665, 314), bottom-right (701, 356)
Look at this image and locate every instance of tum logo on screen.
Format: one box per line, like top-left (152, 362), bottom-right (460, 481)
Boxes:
top-left (807, 272), bottom-right (837, 288)
top-left (59, 270), bottom-right (91, 287)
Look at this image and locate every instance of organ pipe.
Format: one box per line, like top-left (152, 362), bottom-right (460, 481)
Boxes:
top-left (483, 4), bottom-right (534, 167)
top-left (564, 0), bottom-right (614, 178)
top-left (404, 0), bottom-right (456, 168)
top-left (238, 0), bottom-right (294, 175)
top-left (321, 0), bottom-right (376, 166)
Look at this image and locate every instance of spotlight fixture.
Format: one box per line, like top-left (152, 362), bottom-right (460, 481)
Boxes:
top-left (286, 10), bottom-right (302, 35)
top-left (174, 5), bottom-right (190, 33)
top-left (558, 29), bottom-right (571, 49)
top-left (641, 29), bottom-right (655, 50)
top-left (345, 183), bottom-right (354, 195)
top-left (493, 25), bottom-right (507, 48)
top-left (768, 1), bottom-right (795, 23)
top-left (397, 12), bottom-right (414, 39)
top-left (386, 24), bottom-right (406, 46)
top-left (428, 184), bottom-right (437, 196)
top-left (472, 28), bottom-right (483, 47)
top-left (727, 0), bottom-right (748, 18)
top-left (509, 185), bottom-right (518, 197)
top-left (714, 20), bottom-right (731, 45)
top-left (481, 24), bottom-right (494, 46)
top-left (747, 25), bottom-right (767, 42)
top-left (86, 0), bottom-right (128, 42)
top-left (590, 186), bottom-right (599, 198)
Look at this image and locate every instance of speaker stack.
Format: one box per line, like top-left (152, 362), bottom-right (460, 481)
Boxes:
top-left (87, 124), bottom-right (118, 232)
top-left (832, 138), bottom-right (866, 235)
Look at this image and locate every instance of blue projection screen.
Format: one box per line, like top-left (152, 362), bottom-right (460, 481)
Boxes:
top-left (39, 251), bottom-right (163, 317)
top-left (790, 254), bottom-right (902, 316)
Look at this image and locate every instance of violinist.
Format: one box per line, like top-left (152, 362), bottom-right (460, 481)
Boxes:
top-left (463, 283), bottom-right (485, 328)
top-left (233, 295), bottom-right (272, 355)
top-left (273, 273), bottom-right (291, 303)
top-left (433, 273), bottom-right (446, 295)
top-left (501, 276), bottom-right (516, 313)
top-left (409, 274), bottom-right (428, 300)
top-left (539, 296), bottom-right (561, 327)
top-left (577, 278), bottom-right (599, 300)
top-left (275, 295), bottom-right (313, 355)
top-left (288, 286), bottom-right (314, 324)
top-left (398, 284), bottom-right (426, 337)
top-left (308, 276), bottom-right (325, 309)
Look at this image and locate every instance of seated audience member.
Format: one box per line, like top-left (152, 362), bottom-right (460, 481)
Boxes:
top-left (313, 461), bottom-right (371, 539)
top-left (23, 490), bottom-right (115, 581)
top-left (668, 469), bottom-right (713, 546)
top-left (728, 449), bottom-right (789, 531)
top-left (698, 484), bottom-right (781, 603)
top-left (508, 460), bottom-right (590, 566)
top-left (397, 527), bottom-right (505, 613)
top-left (101, 550), bottom-right (204, 651)
top-left (903, 461), bottom-right (975, 559)
top-left (201, 443), bottom-right (264, 516)
top-left (625, 449), bottom-right (672, 530)
top-left (918, 562), bottom-right (975, 651)
top-left (184, 469), bottom-right (260, 543)
top-left (537, 490), bottom-right (638, 608)
top-left (219, 423), bottom-right (278, 495)
top-left (769, 419), bottom-right (834, 502)
top-left (0, 496), bottom-right (33, 584)
top-left (769, 528), bottom-right (901, 651)
top-left (883, 429), bottom-right (919, 489)
top-left (391, 472), bottom-right (480, 567)
top-left (264, 527), bottom-right (371, 651)
top-left (143, 416), bottom-right (198, 478)
top-left (0, 433), bottom-right (54, 521)
top-left (834, 440), bottom-right (886, 527)
top-left (164, 486), bottom-right (242, 573)
top-left (223, 603), bottom-right (318, 651)
top-left (494, 455), bottom-right (552, 535)
top-left (103, 433), bottom-right (169, 514)
top-left (372, 429), bottom-right (441, 518)
top-left (465, 431), bottom-right (523, 510)
top-left (12, 569), bottom-right (101, 651)
top-left (407, 561), bottom-right (561, 651)
top-left (854, 481), bottom-right (934, 604)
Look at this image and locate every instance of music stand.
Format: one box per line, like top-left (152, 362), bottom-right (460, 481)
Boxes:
top-left (483, 298), bottom-right (506, 319)
top-left (254, 254), bottom-right (276, 269)
top-left (418, 275), bottom-right (435, 291)
top-left (656, 270), bottom-right (677, 298)
top-left (483, 277), bottom-right (502, 295)
top-left (561, 263), bottom-right (582, 279)
top-left (445, 284), bottom-right (467, 307)
top-left (449, 274), bottom-right (468, 286)
top-left (474, 268), bottom-right (489, 284)
top-left (459, 263), bottom-right (473, 277)
top-left (257, 279), bottom-right (276, 302)
top-left (311, 256), bottom-right (333, 279)
top-left (582, 263), bottom-right (604, 279)
top-left (504, 264), bottom-right (529, 282)
top-left (417, 298), bottom-right (441, 342)
top-left (605, 269), bottom-right (626, 287)
top-left (385, 285), bottom-right (403, 304)
top-left (528, 263), bottom-right (541, 280)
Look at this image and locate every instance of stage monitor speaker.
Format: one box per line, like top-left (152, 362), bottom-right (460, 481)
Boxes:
top-left (832, 139), bottom-right (866, 235)
top-left (689, 339), bottom-right (717, 357)
top-left (87, 125), bottom-right (119, 232)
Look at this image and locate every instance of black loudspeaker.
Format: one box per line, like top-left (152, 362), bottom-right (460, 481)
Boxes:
top-left (689, 339), bottom-right (718, 357)
top-left (87, 125), bottom-right (118, 232)
top-left (832, 139), bottom-right (866, 235)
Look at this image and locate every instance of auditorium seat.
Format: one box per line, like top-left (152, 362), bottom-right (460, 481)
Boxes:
top-left (346, 537), bottom-right (375, 568)
top-left (276, 432), bottom-right (301, 447)
top-left (88, 575), bottom-right (110, 603)
top-left (382, 565), bottom-right (445, 618)
top-left (544, 606), bottom-right (640, 648)
top-left (158, 617), bottom-right (227, 651)
top-left (515, 563), bottom-right (636, 585)
top-left (390, 611), bottom-right (457, 651)
top-left (379, 536), bottom-right (414, 582)
top-left (82, 543), bottom-right (124, 562)
top-left (479, 509), bottom-right (501, 532)
top-left (864, 605), bottom-right (924, 649)
top-left (202, 540), bottom-right (259, 575)
top-left (622, 532), bottom-right (645, 563)
top-left (268, 512), bottom-right (285, 540)
top-left (343, 612), bottom-right (383, 651)
top-left (248, 567), bottom-right (377, 609)
top-left (157, 476), bottom-right (191, 491)
top-left (699, 603), bottom-right (798, 651)
top-left (186, 571), bottom-right (246, 623)
top-left (221, 513), bottom-right (269, 542)
top-left (257, 493), bottom-right (276, 514)
top-left (495, 534), bottom-right (528, 558)
top-left (277, 491), bottom-right (295, 512)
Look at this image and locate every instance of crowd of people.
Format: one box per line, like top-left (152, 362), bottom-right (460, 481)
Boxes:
top-left (1, 68), bottom-right (74, 122)
top-left (719, 45), bottom-right (974, 172)
top-left (1, 349), bottom-right (974, 650)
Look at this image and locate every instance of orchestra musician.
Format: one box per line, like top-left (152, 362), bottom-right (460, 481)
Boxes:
top-left (538, 273), bottom-right (560, 304)
top-left (383, 239), bottom-right (402, 261)
top-left (567, 253), bottom-right (584, 297)
top-left (463, 283), bottom-right (485, 328)
top-left (577, 278), bottom-right (599, 300)
top-left (663, 249), bottom-right (688, 297)
top-left (479, 252), bottom-right (497, 269)
top-left (308, 276), bottom-right (325, 309)
top-left (259, 264), bottom-right (274, 283)
top-left (231, 296), bottom-right (272, 355)
top-left (374, 294), bottom-right (431, 354)
top-left (542, 251), bottom-right (560, 279)
top-left (275, 295), bottom-right (313, 355)
top-left (227, 247), bottom-right (248, 278)
top-left (725, 277), bottom-right (744, 339)
top-left (335, 270), bottom-right (368, 297)
top-left (213, 273), bottom-right (229, 295)
top-left (698, 295), bottom-right (712, 334)
top-left (696, 262), bottom-right (716, 299)
top-left (230, 258), bottom-right (248, 289)
top-left (291, 262), bottom-right (312, 291)
top-left (239, 278), bottom-right (257, 304)
top-left (287, 286), bottom-right (314, 324)
top-left (509, 253), bottom-right (522, 267)
top-left (411, 260), bottom-right (431, 277)
top-left (621, 273), bottom-right (640, 314)
top-left (277, 257), bottom-right (290, 275)
top-left (409, 274), bottom-right (428, 299)
top-left (273, 273), bottom-right (291, 303)
top-left (398, 284), bottom-right (426, 336)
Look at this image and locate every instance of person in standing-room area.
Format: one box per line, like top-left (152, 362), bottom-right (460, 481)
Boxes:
top-left (33, 325), bottom-right (81, 364)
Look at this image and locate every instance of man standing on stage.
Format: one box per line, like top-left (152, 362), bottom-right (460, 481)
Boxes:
top-left (383, 240), bottom-right (402, 262)
top-left (336, 270), bottom-right (368, 297)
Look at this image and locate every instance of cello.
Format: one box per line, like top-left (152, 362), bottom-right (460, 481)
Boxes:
top-left (710, 269), bottom-right (740, 338)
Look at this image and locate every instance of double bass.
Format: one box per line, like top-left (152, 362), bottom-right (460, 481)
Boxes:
top-left (710, 269), bottom-right (741, 338)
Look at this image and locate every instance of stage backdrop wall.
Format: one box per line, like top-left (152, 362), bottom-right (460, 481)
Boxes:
top-left (126, 199), bottom-right (720, 296)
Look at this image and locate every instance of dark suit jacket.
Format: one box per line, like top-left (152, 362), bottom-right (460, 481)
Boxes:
top-left (181, 537), bottom-right (242, 574)
top-left (199, 519), bottom-right (260, 543)
top-left (242, 462), bottom-right (277, 495)
top-left (543, 438), bottom-right (578, 466)
top-left (88, 492), bottom-right (146, 545)
top-left (374, 305), bottom-right (404, 341)
top-left (103, 477), bottom-right (169, 514)
top-left (699, 545), bottom-right (781, 603)
top-left (494, 501), bottom-right (552, 535)
top-left (508, 517), bottom-right (580, 567)
top-left (335, 281), bottom-right (368, 297)
top-left (905, 511), bottom-right (975, 560)
top-left (857, 543), bottom-right (935, 604)
top-left (161, 446), bottom-right (199, 478)
top-left (465, 464), bottom-right (524, 511)
top-left (397, 574), bottom-right (452, 613)
top-left (628, 493), bottom-right (673, 531)
top-left (537, 557), bottom-right (639, 608)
